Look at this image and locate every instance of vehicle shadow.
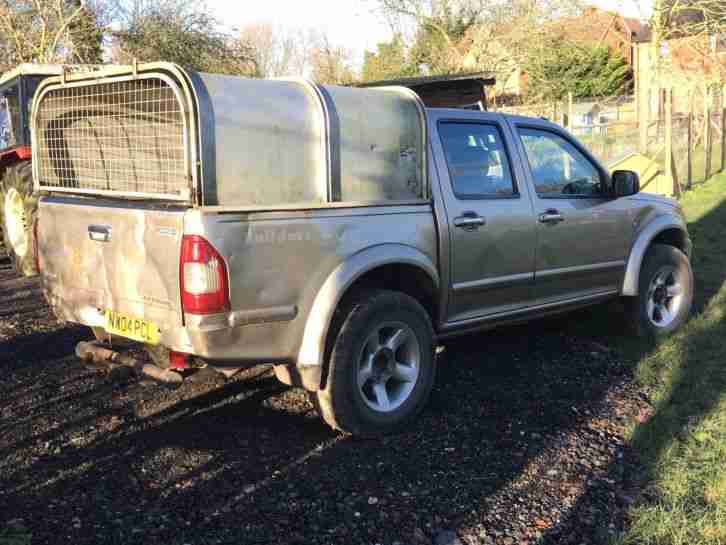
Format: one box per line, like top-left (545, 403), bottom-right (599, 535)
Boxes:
top-left (0, 307), bottom-right (637, 545)
top-left (539, 191), bottom-right (726, 544)
top-left (5, 198), bottom-right (719, 544)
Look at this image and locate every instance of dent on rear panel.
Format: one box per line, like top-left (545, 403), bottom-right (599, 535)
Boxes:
top-left (138, 212), bottom-right (183, 327)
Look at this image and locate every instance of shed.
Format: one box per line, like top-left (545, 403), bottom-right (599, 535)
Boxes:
top-left (359, 72), bottom-right (496, 110)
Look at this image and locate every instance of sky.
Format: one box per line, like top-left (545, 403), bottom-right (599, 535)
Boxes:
top-left (208, 0), bottom-right (653, 66)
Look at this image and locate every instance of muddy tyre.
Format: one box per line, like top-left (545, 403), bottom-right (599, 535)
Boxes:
top-left (313, 290), bottom-right (436, 436)
top-left (0, 161), bottom-right (37, 276)
top-left (624, 244), bottom-right (693, 339)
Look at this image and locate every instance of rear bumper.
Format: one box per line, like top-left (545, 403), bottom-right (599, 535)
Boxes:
top-left (46, 286), bottom-right (301, 366)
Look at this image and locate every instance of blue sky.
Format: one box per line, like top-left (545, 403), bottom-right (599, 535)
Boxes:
top-left (208, 0), bottom-right (651, 64)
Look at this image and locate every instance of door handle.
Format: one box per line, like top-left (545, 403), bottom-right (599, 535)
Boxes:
top-left (88, 224), bottom-right (112, 242)
top-left (453, 213), bottom-right (486, 230)
top-left (538, 210), bottom-right (564, 224)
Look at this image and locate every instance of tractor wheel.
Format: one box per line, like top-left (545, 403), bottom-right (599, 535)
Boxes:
top-left (0, 161), bottom-right (37, 276)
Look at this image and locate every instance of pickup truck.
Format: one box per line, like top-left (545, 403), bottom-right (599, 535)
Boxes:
top-left (33, 63), bottom-right (693, 436)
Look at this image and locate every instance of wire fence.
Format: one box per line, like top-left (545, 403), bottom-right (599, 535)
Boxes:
top-left (495, 87), bottom-right (726, 195)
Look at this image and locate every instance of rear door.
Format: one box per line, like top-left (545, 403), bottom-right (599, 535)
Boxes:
top-left (510, 121), bottom-right (631, 304)
top-left (430, 111), bottom-right (537, 323)
top-left (38, 197), bottom-right (186, 334)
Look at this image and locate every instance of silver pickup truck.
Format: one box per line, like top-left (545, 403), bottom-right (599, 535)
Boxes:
top-left (33, 63), bottom-right (693, 435)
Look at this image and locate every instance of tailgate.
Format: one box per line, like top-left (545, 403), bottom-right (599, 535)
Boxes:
top-left (38, 196), bottom-right (186, 332)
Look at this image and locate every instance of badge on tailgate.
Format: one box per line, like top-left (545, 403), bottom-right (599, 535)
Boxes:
top-left (105, 310), bottom-right (161, 345)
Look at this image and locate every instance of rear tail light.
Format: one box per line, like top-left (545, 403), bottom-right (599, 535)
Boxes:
top-left (180, 235), bottom-right (230, 314)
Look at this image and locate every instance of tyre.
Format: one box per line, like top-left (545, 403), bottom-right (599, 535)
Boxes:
top-left (0, 161), bottom-right (37, 277)
top-left (624, 244), bottom-right (693, 339)
top-left (313, 289), bottom-right (436, 436)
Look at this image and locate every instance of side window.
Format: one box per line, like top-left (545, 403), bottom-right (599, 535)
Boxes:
top-left (0, 85), bottom-right (19, 149)
top-left (518, 128), bottom-right (605, 197)
top-left (438, 122), bottom-right (516, 198)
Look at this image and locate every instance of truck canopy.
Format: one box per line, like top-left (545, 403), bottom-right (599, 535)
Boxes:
top-left (31, 62), bottom-right (427, 207)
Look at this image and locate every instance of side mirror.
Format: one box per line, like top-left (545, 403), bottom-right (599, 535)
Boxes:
top-left (612, 170), bottom-right (640, 197)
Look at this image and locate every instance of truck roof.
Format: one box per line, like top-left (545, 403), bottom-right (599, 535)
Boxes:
top-left (0, 64), bottom-right (65, 85)
top-left (425, 107), bottom-right (560, 129)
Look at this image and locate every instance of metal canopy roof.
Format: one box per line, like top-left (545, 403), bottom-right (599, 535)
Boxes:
top-left (0, 63), bottom-right (110, 86)
top-left (359, 72), bottom-right (496, 110)
top-left (359, 71), bottom-right (496, 89)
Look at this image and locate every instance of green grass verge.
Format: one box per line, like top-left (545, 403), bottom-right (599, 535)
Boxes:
top-left (0, 527), bottom-right (31, 545)
top-left (614, 172), bottom-right (726, 545)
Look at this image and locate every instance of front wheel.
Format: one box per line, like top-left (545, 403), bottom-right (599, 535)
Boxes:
top-left (313, 290), bottom-right (436, 436)
top-left (624, 244), bottom-right (693, 338)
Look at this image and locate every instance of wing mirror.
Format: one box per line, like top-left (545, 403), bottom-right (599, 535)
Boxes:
top-left (612, 170), bottom-right (640, 197)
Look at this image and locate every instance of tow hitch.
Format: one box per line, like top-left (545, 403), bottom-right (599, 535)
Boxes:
top-left (75, 341), bottom-right (184, 388)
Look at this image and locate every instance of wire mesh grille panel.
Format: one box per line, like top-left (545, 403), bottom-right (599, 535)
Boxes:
top-left (34, 77), bottom-right (190, 198)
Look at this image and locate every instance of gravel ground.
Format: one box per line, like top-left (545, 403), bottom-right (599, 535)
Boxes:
top-left (0, 265), bottom-right (653, 545)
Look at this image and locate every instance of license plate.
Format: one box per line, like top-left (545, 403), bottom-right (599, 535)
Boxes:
top-left (105, 310), bottom-right (160, 345)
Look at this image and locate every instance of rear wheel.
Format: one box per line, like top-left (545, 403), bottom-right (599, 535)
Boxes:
top-left (624, 244), bottom-right (693, 338)
top-left (0, 161), bottom-right (37, 276)
top-left (313, 290), bottom-right (436, 436)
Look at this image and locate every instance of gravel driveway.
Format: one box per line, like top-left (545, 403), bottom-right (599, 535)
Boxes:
top-left (0, 265), bottom-right (651, 545)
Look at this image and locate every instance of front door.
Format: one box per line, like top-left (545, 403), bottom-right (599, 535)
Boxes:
top-left (513, 125), bottom-right (631, 304)
top-left (433, 118), bottom-right (537, 323)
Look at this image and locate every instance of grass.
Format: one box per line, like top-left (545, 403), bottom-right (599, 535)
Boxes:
top-left (683, 143), bottom-right (724, 188)
top-left (611, 171), bottom-right (726, 545)
top-left (0, 527), bottom-right (31, 545)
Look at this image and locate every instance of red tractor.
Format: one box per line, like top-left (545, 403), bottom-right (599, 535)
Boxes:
top-left (0, 64), bottom-right (69, 275)
top-left (0, 64), bottom-right (106, 275)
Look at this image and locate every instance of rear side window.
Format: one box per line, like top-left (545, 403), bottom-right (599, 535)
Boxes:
top-left (438, 122), bottom-right (516, 198)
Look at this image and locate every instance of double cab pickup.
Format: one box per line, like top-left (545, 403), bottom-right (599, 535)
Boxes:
top-left (33, 63), bottom-right (693, 435)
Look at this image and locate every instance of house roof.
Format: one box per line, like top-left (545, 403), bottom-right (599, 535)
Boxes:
top-left (551, 6), bottom-right (651, 43)
top-left (621, 16), bottom-right (649, 39)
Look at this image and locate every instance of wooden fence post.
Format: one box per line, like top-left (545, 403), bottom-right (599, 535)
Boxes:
top-left (568, 92), bottom-right (574, 130)
top-left (688, 90), bottom-right (694, 190)
top-left (665, 88), bottom-right (676, 195)
top-left (640, 87), bottom-right (651, 154)
top-left (634, 45), bottom-right (640, 125)
top-left (706, 86), bottom-right (713, 181)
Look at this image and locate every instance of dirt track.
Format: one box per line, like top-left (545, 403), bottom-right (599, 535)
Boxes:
top-left (0, 265), bottom-right (651, 545)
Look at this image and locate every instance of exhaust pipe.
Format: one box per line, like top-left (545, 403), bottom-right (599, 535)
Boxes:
top-left (76, 341), bottom-right (184, 388)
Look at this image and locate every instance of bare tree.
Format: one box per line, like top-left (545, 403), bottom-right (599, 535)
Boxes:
top-left (109, 0), bottom-right (257, 75)
top-left (308, 33), bottom-right (356, 84)
top-left (0, 0), bottom-right (104, 70)
top-left (463, 0), bottom-right (584, 85)
top-left (238, 22), bottom-right (313, 78)
top-left (651, 0), bottom-right (726, 83)
top-left (370, 0), bottom-right (584, 79)
top-left (373, 0), bottom-right (486, 71)
top-left (238, 23), bottom-right (355, 82)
